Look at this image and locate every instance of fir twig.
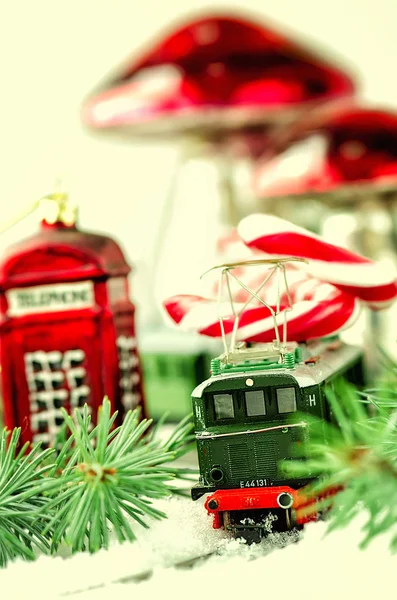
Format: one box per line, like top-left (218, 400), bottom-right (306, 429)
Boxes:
top-left (283, 378), bottom-right (397, 551)
top-left (0, 398), bottom-right (195, 567)
top-left (45, 398), bottom-right (195, 554)
top-left (0, 429), bottom-right (59, 567)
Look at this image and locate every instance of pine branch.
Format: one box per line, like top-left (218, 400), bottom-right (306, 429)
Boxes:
top-left (43, 399), bottom-right (195, 555)
top-left (0, 429), bottom-right (60, 567)
top-left (0, 399), bottom-right (195, 567)
top-left (283, 378), bottom-right (397, 551)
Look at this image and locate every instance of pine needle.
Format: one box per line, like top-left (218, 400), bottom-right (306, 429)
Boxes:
top-left (45, 398), bottom-right (194, 554)
top-left (284, 377), bottom-right (397, 551)
top-left (0, 398), bottom-right (194, 566)
top-left (0, 428), bottom-right (59, 567)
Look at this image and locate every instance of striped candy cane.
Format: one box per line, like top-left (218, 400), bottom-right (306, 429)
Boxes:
top-left (214, 227), bottom-right (346, 305)
top-left (163, 287), bottom-right (360, 343)
top-left (238, 214), bottom-right (397, 308)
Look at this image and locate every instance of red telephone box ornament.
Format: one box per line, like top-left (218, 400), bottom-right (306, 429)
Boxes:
top-left (0, 192), bottom-right (145, 447)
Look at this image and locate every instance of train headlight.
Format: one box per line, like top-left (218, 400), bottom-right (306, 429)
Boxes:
top-left (277, 492), bottom-right (294, 509)
top-left (210, 466), bottom-right (224, 482)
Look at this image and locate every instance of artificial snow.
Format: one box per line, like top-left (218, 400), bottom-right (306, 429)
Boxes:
top-left (0, 492), bottom-right (394, 600)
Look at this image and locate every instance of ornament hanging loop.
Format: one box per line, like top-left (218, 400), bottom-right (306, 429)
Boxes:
top-left (0, 198), bottom-right (41, 234)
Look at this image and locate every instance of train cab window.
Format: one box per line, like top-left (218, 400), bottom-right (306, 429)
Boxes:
top-left (276, 387), bottom-right (297, 413)
top-left (245, 390), bottom-right (266, 417)
top-left (214, 393), bottom-right (234, 419)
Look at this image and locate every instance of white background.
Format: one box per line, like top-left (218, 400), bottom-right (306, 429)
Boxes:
top-left (1, 0), bottom-right (396, 323)
top-left (0, 6), bottom-right (396, 589)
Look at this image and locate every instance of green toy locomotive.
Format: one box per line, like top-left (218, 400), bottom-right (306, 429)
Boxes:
top-left (187, 257), bottom-right (364, 542)
top-left (191, 338), bottom-right (363, 542)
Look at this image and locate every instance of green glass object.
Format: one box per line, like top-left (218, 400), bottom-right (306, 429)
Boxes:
top-left (139, 328), bottom-right (220, 421)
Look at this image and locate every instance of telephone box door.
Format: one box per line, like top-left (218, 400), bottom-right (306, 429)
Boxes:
top-left (2, 310), bottom-right (105, 447)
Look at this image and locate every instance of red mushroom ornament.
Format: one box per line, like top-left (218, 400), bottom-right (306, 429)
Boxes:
top-left (82, 13), bottom-right (356, 140)
top-left (81, 12), bottom-right (357, 316)
top-left (252, 106), bottom-right (397, 255)
top-left (254, 106), bottom-right (397, 199)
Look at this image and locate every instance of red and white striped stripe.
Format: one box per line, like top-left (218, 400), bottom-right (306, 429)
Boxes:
top-left (163, 290), bottom-right (360, 343)
top-left (214, 228), bottom-right (345, 306)
top-left (238, 214), bottom-right (397, 308)
top-left (163, 214), bottom-right (396, 342)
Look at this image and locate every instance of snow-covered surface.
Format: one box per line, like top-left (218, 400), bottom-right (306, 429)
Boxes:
top-left (0, 491), bottom-right (395, 600)
top-left (0, 443), bottom-right (395, 598)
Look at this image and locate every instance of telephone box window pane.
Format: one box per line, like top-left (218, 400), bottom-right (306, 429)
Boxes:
top-left (214, 393), bottom-right (234, 419)
top-left (245, 390), bottom-right (266, 416)
top-left (276, 387), bottom-right (297, 413)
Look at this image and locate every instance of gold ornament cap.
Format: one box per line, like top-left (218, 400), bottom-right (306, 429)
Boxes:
top-left (39, 183), bottom-right (78, 227)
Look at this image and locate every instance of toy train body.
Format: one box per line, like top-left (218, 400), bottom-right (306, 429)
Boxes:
top-left (191, 338), bottom-right (363, 543)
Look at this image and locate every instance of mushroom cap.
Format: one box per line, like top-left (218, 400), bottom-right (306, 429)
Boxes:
top-left (82, 13), bottom-right (356, 139)
top-left (253, 105), bottom-right (397, 199)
